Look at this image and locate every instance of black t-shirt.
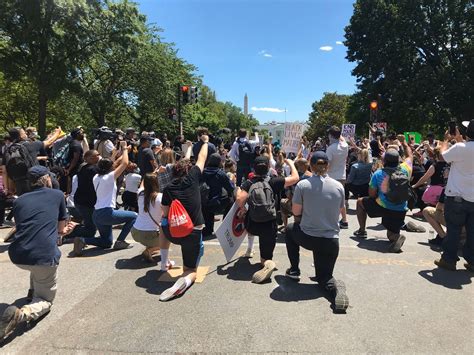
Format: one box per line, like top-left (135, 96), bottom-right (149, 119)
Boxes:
top-left (9, 187), bottom-right (67, 266)
top-left (192, 141), bottom-right (217, 163)
top-left (67, 140), bottom-right (84, 173)
top-left (162, 165), bottom-right (204, 226)
top-left (74, 164), bottom-right (98, 207)
top-left (25, 140), bottom-right (44, 165)
top-left (430, 161), bottom-right (449, 186)
top-left (370, 140), bottom-right (381, 159)
top-left (138, 147), bottom-right (155, 176)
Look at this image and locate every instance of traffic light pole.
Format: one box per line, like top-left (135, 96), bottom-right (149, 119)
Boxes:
top-left (177, 84), bottom-right (183, 136)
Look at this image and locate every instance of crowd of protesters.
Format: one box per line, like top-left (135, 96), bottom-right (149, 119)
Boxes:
top-left (0, 119), bottom-right (473, 340)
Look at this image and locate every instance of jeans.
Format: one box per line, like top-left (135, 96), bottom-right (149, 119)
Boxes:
top-left (89, 207), bottom-right (137, 248)
top-left (165, 229), bottom-right (204, 269)
top-left (285, 223), bottom-right (339, 293)
top-left (236, 165), bottom-right (251, 187)
top-left (442, 197), bottom-right (474, 264)
top-left (70, 204), bottom-right (97, 239)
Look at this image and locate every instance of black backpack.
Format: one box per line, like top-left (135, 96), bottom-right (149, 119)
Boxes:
top-left (5, 142), bottom-right (36, 181)
top-left (247, 177), bottom-right (276, 222)
top-left (238, 140), bottom-right (254, 165)
top-left (383, 167), bottom-right (410, 204)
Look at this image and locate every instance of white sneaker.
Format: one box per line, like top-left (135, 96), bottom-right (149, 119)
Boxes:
top-left (252, 260), bottom-right (276, 284)
top-left (159, 277), bottom-right (190, 301)
top-left (243, 250), bottom-right (254, 258)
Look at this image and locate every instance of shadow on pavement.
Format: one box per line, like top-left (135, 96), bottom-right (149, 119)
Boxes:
top-left (66, 246), bottom-right (117, 258)
top-left (350, 236), bottom-right (390, 253)
top-left (115, 254), bottom-right (160, 270)
top-left (216, 257), bottom-right (261, 282)
top-left (0, 244), bottom-right (9, 254)
top-left (417, 241), bottom-right (442, 252)
top-left (367, 223), bottom-right (386, 231)
top-left (135, 270), bottom-right (173, 296)
top-left (270, 275), bottom-right (330, 303)
top-left (418, 268), bottom-right (472, 289)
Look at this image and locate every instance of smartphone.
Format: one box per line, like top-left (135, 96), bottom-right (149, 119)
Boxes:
top-left (449, 120), bottom-right (457, 135)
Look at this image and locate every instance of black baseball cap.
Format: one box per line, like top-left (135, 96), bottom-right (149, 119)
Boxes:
top-left (254, 156), bottom-right (270, 167)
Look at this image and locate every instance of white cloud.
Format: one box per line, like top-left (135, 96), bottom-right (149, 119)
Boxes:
top-left (336, 41), bottom-right (344, 45)
top-left (319, 46), bottom-right (333, 51)
top-left (258, 49), bottom-right (273, 58)
top-left (251, 107), bottom-right (287, 113)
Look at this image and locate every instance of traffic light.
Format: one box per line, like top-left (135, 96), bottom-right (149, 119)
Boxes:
top-left (370, 101), bottom-right (378, 110)
top-left (190, 86), bottom-right (199, 104)
top-left (181, 85), bottom-right (190, 104)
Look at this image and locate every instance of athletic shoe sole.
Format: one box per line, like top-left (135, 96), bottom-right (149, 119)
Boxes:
top-left (0, 306), bottom-right (22, 340)
top-left (390, 234), bottom-right (406, 253)
top-left (159, 277), bottom-right (188, 302)
top-left (252, 260), bottom-right (276, 284)
top-left (334, 280), bottom-right (349, 312)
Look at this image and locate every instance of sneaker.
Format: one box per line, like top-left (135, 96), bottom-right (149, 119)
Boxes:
top-left (285, 268), bottom-right (301, 281)
top-left (26, 289), bottom-right (34, 303)
top-left (242, 250), bottom-right (254, 258)
top-left (464, 263), bottom-right (474, 272)
top-left (339, 220), bottom-right (349, 229)
top-left (160, 260), bottom-right (176, 272)
top-left (434, 258), bottom-right (456, 271)
top-left (159, 277), bottom-right (190, 301)
top-left (353, 229), bottom-right (367, 238)
top-left (252, 260), bottom-right (276, 284)
top-left (388, 234), bottom-right (406, 253)
top-left (0, 306), bottom-right (24, 340)
top-left (113, 240), bottom-right (132, 250)
top-left (334, 280), bottom-right (349, 313)
top-left (72, 237), bottom-right (85, 257)
top-left (428, 235), bottom-right (444, 246)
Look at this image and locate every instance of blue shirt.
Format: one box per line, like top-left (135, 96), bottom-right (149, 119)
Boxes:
top-left (9, 187), bottom-right (67, 266)
top-left (347, 162), bottom-right (373, 185)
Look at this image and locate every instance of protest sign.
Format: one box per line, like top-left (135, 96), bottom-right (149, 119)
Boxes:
top-left (341, 124), bottom-right (356, 138)
top-left (373, 122), bottom-right (387, 133)
top-left (281, 123), bottom-right (304, 154)
top-left (404, 132), bottom-right (421, 144)
top-left (215, 202), bottom-right (247, 262)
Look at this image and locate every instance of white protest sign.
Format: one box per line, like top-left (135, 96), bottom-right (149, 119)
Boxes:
top-left (215, 202), bottom-right (247, 262)
top-left (281, 123), bottom-right (304, 154)
top-left (341, 124), bottom-right (356, 138)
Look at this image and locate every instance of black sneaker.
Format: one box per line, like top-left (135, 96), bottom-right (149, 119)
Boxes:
top-left (428, 235), bottom-right (443, 246)
top-left (334, 280), bottom-right (349, 313)
top-left (285, 268), bottom-right (301, 281)
top-left (339, 220), bottom-right (349, 229)
top-left (353, 229), bottom-right (367, 238)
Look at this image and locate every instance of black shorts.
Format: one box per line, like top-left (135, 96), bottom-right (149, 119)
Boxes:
top-left (362, 197), bottom-right (406, 233)
top-left (163, 227), bottom-right (203, 269)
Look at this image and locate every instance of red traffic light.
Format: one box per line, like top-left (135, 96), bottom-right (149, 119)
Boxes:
top-left (370, 101), bottom-right (378, 110)
top-left (181, 85), bottom-right (189, 92)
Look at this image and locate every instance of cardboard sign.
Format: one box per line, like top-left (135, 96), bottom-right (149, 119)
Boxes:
top-left (281, 123), bottom-right (304, 154)
top-left (215, 202), bottom-right (247, 262)
top-left (342, 124), bottom-right (356, 138)
top-left (373, 122), bottom-right (387, 133)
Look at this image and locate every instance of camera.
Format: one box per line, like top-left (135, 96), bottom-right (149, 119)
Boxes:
top-left (95, 127), bottom-right (117, 141)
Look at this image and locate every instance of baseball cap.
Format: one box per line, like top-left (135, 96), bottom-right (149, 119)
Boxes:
top-left (383, 148), bottom-right (400, 163)
top-left (27, 166), bottom-right (50, 182)
top-left (310, 151), bottom-right (329, 165)
top-left (254, 156), bottom-right (270, 167)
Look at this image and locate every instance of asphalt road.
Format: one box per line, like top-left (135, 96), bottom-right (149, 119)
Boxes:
top-left (1, 199), bottom-right (473, 353)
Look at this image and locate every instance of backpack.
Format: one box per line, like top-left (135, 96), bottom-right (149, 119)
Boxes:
top-left (247, 177), bottom-right (276, 222)
top-left (53, 139), bottom-right (71, 167)
top-left (383, 167), bottom-right (410, 204)
top-left (238, 140), bottom-right (254, 165)
top-left (168, 198), bottom-right (194, 238)
top-left (5, 142), bottom-right (35, 181)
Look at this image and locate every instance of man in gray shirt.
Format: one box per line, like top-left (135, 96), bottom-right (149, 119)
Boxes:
top-left (285, 151), bottom-right (349, 313)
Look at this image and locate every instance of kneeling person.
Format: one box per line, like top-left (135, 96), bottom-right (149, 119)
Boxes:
top-left (1, 166), bottom-right (68, 339)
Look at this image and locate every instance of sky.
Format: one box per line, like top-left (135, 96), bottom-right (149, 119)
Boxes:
top-left (137, 0), bottom-right (357, 124)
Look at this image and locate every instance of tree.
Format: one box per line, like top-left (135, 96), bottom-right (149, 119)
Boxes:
top-left (345, 0), bottom-right (473, 134)
top-left (0, 0), bottom-right (103, 137)
top-left (305, 92), bottom-right (350, 141)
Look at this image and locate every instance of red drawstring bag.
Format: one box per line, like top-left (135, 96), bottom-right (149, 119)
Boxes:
top-left (168, 199), bottom-right (194, 238)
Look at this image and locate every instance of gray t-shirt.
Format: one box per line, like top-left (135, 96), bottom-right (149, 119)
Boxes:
top-left (292, 175), bottom-right (345, 238)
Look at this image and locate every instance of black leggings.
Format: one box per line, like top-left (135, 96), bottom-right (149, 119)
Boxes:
top-left (247, 220), bottom-right (278, 260)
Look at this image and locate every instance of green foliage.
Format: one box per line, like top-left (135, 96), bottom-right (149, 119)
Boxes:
top-left (305, 92), bottom-right (350, 141)
top-left (345, 0), bottom-right (473, 135)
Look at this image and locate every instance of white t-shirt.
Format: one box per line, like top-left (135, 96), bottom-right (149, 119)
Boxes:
top-left (93, 139), bottom-right (114, 159)
top-left (442, 141), bottom-right (474, 202)
top-left (67, 175), bottom-right (78, 208)
top-left (93, 171), bottom-right (117, 209)
top-left (125, 173), bottom-right (141, 193)
top-left (133, 188), bottom-right (163, 231)
top-left (326, 140), bottom-right (349, 180)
